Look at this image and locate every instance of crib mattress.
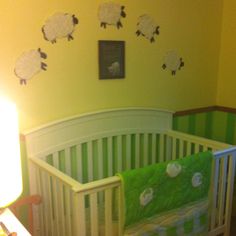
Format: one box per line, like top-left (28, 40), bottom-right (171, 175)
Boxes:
top-left (124, 199), bottom-right (208, 236)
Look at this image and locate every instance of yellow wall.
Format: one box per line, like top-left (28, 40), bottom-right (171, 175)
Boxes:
top-left (0, 0), bottom-right (223, 132)
top-left (217, 0), bottom-right (236, 107)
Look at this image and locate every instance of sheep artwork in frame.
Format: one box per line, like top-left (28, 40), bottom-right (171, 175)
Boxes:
top-left (98, 40), bottom-right (125, 80)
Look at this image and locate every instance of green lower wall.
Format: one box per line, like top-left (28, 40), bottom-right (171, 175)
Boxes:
top-left (173, 111), bottom-right (236, 145)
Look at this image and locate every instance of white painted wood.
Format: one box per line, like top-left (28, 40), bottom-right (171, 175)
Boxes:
top-left (218, 157), bottom-right (227, 226)
top-left (151, 133), bottom-right (156, 164)
top-left (210, 158), bottom-right (220, 230)
top-left (105, 188), bottom-right (113, 236)
top-left (24, 108), bottom-right (236, 236)
top-left (24, 108), bottom-right (173, 158)
top-left (225, 154), bottom-right (236, 236)
top-left (143, 133), bottom-right (149, 166)
top-left (53, 152), bottom-right (59, 170)
top-left (76, 144), bottom-right (83, 182)
top-left (65, 187), bottom-right (72, 236)
top-left (98, 139), bottom-right (104, 180)
top-left (159, 133), bottom-right (164, 162)
top-left (87, 141), bottom-right (94, 182)
top-left (46, 174), bottom-right (54, 236)
top-left (126, 135), bottom-right (131, 170)
top-left (135, 134), bottom-right (140, 168)
top-left (90, 193), bottom-right (99, 236)
top-left (171, 137), bottom-right (177, 160)
top-left (65, 148), bottom-right (71, 177)
top-left (108, 137), bottom-right (113, 177)
top-left (117, 135), bottom-right (122, 172)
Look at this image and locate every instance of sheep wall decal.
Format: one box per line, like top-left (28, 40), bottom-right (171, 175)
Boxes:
top-left (42, 12), bottom-right (79, 43)
top-left (14, 48), bottom-right (47, 85)
top-left (136, 14), bottom-right (160, 43)
top-left (98, 2), bottom-right (126, 29)
top-left (162, 51), bottom-right (184, 75)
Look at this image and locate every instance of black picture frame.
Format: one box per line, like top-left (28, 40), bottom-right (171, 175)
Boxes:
top-left (98, 40), bottom-right (125, 80)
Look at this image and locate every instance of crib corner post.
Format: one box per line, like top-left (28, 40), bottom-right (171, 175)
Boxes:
top-left (72, 190), bottom-right (86, 236)
top-left (224, 153), bottom-right (236, 236)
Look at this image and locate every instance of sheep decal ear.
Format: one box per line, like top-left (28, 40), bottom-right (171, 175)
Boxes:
top-left (136, 15), bottom-right (160, 43)
top-left (42, 12), bottom-right (79, 43)
top-left (98, 2), bottom-right (126, 29)
top-left (14, 48), bottom-right (47, 85)
top-left (162, 51), bottom-right (184, 76)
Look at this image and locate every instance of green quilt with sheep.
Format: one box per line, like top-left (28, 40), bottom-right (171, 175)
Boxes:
top-left (117, 151), bottom-right (213, 232)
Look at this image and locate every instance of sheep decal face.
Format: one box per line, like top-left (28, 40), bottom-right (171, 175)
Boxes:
top-left (14, 48), bottom-right (47, 85)
top-left (42, 13), bottom-right (79, 43)
top-left (98, 2), bottom-right (126, 29)
top-left (136, 15), bottom-right (160, 43)
top-left (162, 51), bottom-right (184, 75)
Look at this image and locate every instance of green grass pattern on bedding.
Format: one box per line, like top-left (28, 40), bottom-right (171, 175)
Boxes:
top-left (118, 151), bottom-right (213, 227)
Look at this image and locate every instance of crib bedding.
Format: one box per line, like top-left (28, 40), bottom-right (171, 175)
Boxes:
top-left (124, 199), bottom-right (209, 236)
top-left (118, 151), bottom-right (212, 236)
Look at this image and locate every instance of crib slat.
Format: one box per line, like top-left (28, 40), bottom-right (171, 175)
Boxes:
top-left (46, 174), bottom-right (54, 236)
top-left (126, 135), bottom-right (131, 170)
top-left (58, 181), bottom-right (66, 236)
top-left (135, 134), bottom-right (140, 168)
top-left (98, 139), bottom-right (104, 180)
top-left (88, 141), bottom-right (94, 182)
top-left (53, 152), bottom-right (59, 169)
top-left (108, 137), bottom-right (113, 176)
top-left (65, 148), bottom-right (71, 177)
top-left (186, 142), bottom-right (191, 156)
top-left (179, 139), bottom-right (184, 157)
top-left (143, 133), bottom-right (149, 166)
top-left (42, 172), bottom-right (51, 236)
top-left (151, 133), bottom-right (156, 164)
top-left (224, 154), bottom-right (236, 235)
top-left (117, 186), bottom-right (123, 236)
top-left (105, 189), bottom-right (113, 236)
top-left (74, 193), bottom-right (86, 236)
top-left (194, 143), bottom-right (201, 153)
top-left (171, 137), bottom-right (177, 160)
top-left (52, 178), bottom-right (60, 236)
top-left (77, 144), bottom-right (83, 182)
top-left (65, 187), bottom-right (72, 236)
top-left (90, 193), bottom-right (99, 236)
top-left (117, 135), bottom-right (122, 172)
top-left (159, 134), bottom-right (164, 162)
top-left (36, 168), bottom-right (44, 236)
top-left (210, 158), bottom-right (220, 230)
top-left (218, 157), bottom-right (228, 225)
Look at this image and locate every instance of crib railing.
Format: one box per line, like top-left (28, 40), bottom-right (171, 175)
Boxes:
top-left (30, 158), bottom-right (82, 236)
top-left (29, 130), bottom-right (236, 236)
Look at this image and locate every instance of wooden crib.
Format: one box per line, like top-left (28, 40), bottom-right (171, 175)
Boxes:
top-left (24, 108), bottom-right (236, 236)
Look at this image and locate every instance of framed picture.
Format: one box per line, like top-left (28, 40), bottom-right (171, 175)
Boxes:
top-left (98, 40), bottom-right (125, 80)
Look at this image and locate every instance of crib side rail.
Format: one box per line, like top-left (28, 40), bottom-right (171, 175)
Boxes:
top-left (72, 176), bottom-right (122, 236)
top-left (210, 147), bottom-right (236, 236)
top-left (164, 130), bottom-right (230, 158)
top-left (29, 157), bottom-right (82, 236)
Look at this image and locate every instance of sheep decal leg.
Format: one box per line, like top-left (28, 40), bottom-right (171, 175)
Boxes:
top-left (67, 35), bottom-right (73, 41)
top-left (42, 13), bottom-right (79, 43)
top-left (41, 62), bottom-right (47, 70)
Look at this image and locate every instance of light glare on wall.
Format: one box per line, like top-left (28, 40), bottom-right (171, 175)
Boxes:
top-left (0, 98), bottom-right (22, 208)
